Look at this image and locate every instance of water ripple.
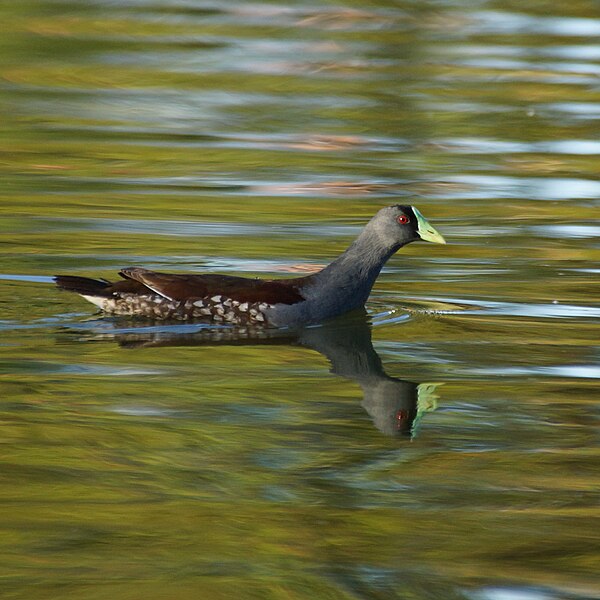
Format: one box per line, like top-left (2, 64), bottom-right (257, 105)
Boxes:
top-left (34, 217), bottom-right (360, 238)
top-left (472, 365), bottom-right (600, 379)
top-left (410, 297), bottom-right (600, 319)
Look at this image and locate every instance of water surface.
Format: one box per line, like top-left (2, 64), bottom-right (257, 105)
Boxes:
top-left (0, 1), bottom-right (599, 599)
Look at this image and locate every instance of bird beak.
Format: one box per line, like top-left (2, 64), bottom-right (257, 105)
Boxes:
top-left (413, 207), bottom-right (446, 244)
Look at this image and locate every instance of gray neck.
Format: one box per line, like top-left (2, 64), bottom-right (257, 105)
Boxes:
top-left (305, 225), bottom-right (401, 313)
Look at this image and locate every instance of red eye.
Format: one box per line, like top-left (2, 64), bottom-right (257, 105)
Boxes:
top-left (397, 215), bottom-right (410, 225)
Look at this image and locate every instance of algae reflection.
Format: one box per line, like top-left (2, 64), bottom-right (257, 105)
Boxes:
top-left (67, 312), bottom-right (441, 438)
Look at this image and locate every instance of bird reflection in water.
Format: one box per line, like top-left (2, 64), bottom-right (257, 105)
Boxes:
top-left (73, 311), bottom-right (441, 437)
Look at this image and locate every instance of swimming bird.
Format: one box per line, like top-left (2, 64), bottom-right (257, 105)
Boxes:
top-left (54, 205), bottom-right (445, 328)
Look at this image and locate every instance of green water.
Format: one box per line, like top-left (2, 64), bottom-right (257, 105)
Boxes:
top-left (1, 1), bottom-right (599, 599)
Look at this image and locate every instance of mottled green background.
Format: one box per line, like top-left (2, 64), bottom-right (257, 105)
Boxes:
top-left (0, 1), bottom-right (598, 599)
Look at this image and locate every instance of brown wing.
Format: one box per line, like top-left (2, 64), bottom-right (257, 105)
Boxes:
top-left (119, 267), bottom-right (305, 305)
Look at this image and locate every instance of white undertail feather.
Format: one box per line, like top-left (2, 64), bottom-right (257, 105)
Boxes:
top-left (81, 294), bottom-right (106, 309)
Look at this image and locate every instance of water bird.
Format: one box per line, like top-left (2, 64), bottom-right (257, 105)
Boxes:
top-left (54, 205), bottom-right (445, 328)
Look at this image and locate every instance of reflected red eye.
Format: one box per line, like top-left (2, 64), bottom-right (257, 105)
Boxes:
top-left (397, 215), bottom-right (410, 225)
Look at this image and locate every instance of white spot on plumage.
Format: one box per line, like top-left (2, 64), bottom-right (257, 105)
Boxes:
top-left (79, 284), bottom-right (273, 326)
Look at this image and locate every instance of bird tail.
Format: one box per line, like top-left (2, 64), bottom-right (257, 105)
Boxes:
top-left (54, 275), bottom-right (112, 297)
